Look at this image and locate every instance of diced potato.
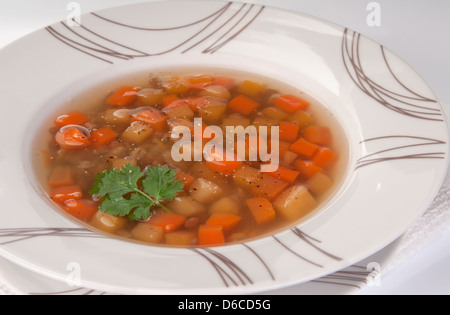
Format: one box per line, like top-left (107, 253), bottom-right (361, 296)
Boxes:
top-left (273, 185), bottom-right (317, 220)
top-left (262, 107), bottom-right (289, 121)
top-left (137, 88), bottom-right (166, 107)
top-left (168, 196), bottom-right (207, 217)
top-left (167, 118), bottom-right (193, 131)
top-left (165, 230), bottom-right (196, 246)
top-left (131, 223), bottom-right (164, 244)
top-left (109, 157), bottom-right (137, 170)
top-left (228, 232), bottom-right (248, 243)
top-left (222, 113), bottom-right (251, 130)
top-left (252, 116), bottom-right (280, 128)
top-left (104, 109), bottom-right (131, 125)
top-left (252, 116), bottom-right (280, 137)
top-left (199, 85), bottom-right (231, 100)
top-left (238, 80), bottom-right (265, 97)
top-left (209, 197), bottom-right (240, 215)
top-left (189, 178), bottom-right (224, 204)
top-left (122, 121), bottom-right (154, 144)
top-left (288, 110), bottom-right (312, 129)
top-left (232, 166), bottom-right (262, 191)
top-left (90, 211), bottom-right (127, 234)
top-left (116, 229), bottom-right (133, 239)
top-left (161, 150), bottom-right (188, 169)
top-left (283, 151), bottom-right (298, 165)
top-left (306, 172), bottom-right (334, 196)
top-left (188, 75), bottom-right (212, 90)
top-left (159, 76), bottom-right (189, 95)
top-left (198, 100), bottom-right (227, 125)
top-left (164, 104), bottom-right (194, 120)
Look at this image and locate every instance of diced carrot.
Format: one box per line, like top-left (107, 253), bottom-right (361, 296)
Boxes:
top-left (212, 77), bottom-right (235, 90)
top-left (289, 138), bottom-right (319, 158)
top-left (50, 185), bottom-right (83, 203)
top-left (133, 108), bottom-right (167, 131)
top-left (183, 97), bottom-right (210, 111)
top-left (303, 126), bottom-right (332, 146)
top-left (279, 121), bottom-right (300, 143)
top-left (54, 112), bottom-right (89, 127)
top-left (55, 127), bottom-right (90, 150)
top-left (162, 94), bottom-right (180, 107)
top-left (48, 166), bottom-right (74, 187)
top-left (89, 127), bottom-right (118, 147)
top-left (106, 86), bottom-right (140, 106)
top-left (198, 225), bottom-right (225, 246)
top-left (233, 166), bottom-right (289, 200)
top-left (246, 197), bottom-right (276, 225)
top-left (312, 147), bottom-right (338, 168)
top-left (273, 95), bottom-right (309, 113)
top-left (228, 95), bottom-right (260, 115)
top-left (206, 213), bottom-right (242, 232)
top-left (175, 169), bottom-right (195, 189)
top-left (205, 149), bottom-right (243, 176)
top-left (294, 160), bottom-right (323, 179)
top-left (188, 76), bottom-right (213, 91)
top-left (64, 199), bottom-right (98, 221)
top-left (148, 213), bottom-right (187, 233)
top-left (251, 173), bottom-right (290, 200)
top-left (268, 166), bottom-right (299, 183)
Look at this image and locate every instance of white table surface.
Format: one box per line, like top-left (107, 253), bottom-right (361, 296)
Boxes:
top-left (0, 0), bottom-right (449, 295)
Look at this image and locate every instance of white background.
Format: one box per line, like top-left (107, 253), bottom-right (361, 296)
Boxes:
top-left (0, 0), bottom-right (449, 295)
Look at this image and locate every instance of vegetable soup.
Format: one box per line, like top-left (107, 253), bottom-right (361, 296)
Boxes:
top-left (36, 71), bottom-right (348, 247)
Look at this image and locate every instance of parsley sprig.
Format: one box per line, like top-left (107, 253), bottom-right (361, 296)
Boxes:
top-left (90, 164), bottom-right (184, 220)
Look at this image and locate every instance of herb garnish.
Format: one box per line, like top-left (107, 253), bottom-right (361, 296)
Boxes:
top-left (90, 164), bottom-right (184, 220)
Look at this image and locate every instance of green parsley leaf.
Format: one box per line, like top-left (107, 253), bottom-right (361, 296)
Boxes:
top-left (90, 164), bottom-right (144, 200)
top-left (90, 164), bottom-right (183, 220)
top-left (142, 166), bottom-right (184, 204)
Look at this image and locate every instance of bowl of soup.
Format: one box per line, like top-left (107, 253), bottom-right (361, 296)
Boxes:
top-left (36, 69), bottom-right (349, 248)
top-left (0, 0), bottom-right (447, 294)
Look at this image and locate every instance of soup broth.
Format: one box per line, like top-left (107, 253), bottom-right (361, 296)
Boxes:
top-left (36, 70), bottom-right (348, 247)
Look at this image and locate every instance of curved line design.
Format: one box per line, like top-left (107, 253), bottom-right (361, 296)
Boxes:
top-left (30, 287), bottom-right (108, 296)
top-left (0, 228), bottom-right (103, 246)
top-left (356, 135), bottom-right (446, 170)
top-left (312, 265), bottom-right (377, 289)
top-left (0, 227), bottom-right (370, 293)
top-left (25, 265), bottom-right (374, 295)
top-left (342, 28), bottom-right (443, 121)
top-left (191, 228), bottom-right (341, 287)
top-left (44, 2), bottom-right (265, 64)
